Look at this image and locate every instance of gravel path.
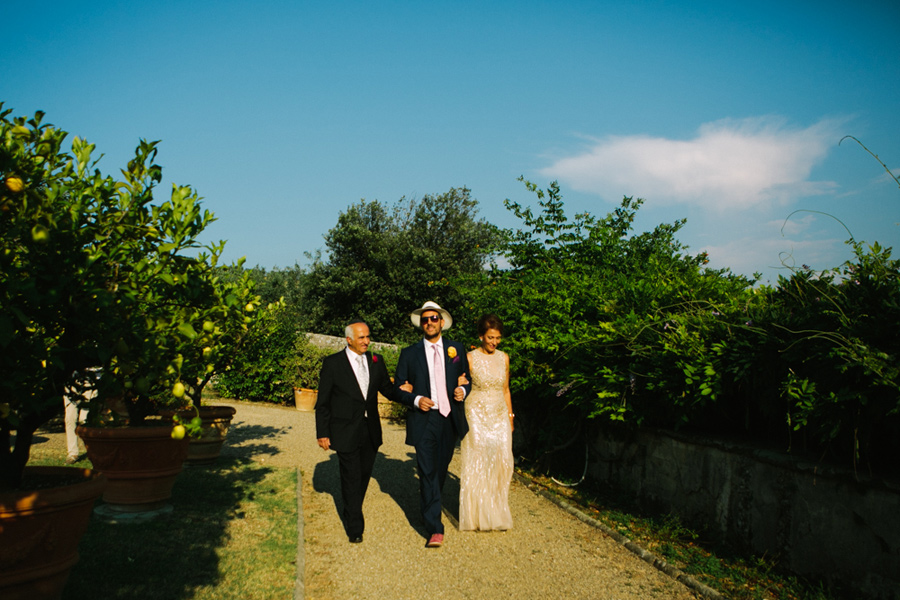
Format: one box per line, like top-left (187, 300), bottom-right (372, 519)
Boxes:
top-left (36, 400), bottom-right (703, 599)
top-left (218, 400), bottom-right (701, 600)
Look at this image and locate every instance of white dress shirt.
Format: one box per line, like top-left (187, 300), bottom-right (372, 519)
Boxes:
top-left (413, 337), bottom-right (468, 408)
top-left (346, 347), bottom-right (369, 415)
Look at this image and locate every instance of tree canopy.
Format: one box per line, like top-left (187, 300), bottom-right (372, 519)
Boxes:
top-left (301, 187), bottom-right (499, 342)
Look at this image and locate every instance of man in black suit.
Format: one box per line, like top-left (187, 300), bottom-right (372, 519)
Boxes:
top-left (394, 301), bottom-right (471, 548)
top-left (315, 321), bottom-right (409, 543)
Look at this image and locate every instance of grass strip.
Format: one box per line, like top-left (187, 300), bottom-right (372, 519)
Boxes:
top-left (29, 454), bottom-right (297, 600)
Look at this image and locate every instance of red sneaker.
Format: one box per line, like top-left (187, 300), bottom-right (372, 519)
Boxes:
top-left (425, 533), bottom-right (444, 548)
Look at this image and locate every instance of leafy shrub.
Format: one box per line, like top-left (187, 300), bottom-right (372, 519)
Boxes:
top-left (280, 333), bottom-right (332, 390)
top-left (455, 178), bottom-right (900, 476)
top-left (761, 241), bottom-right (900, 471)
top-left (213, 302), bottom-right (295, 403)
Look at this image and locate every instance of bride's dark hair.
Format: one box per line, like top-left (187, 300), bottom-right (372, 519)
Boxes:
top-left (476, 314), bottom-right (504, 336)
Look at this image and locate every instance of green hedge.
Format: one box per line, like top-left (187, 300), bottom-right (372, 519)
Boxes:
top-left (214, 303), bottom-right (296, 404)
top-left (454, 180), bottom-right (900, 477)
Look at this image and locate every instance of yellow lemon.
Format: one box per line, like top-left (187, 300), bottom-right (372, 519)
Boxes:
top-left (172, 382), bottom-right (185, 398)
top-left (31, 225), bottom-right (50, 243)
top-left (171, 425), bottom-right (186, 440)
top-left (5, 176), bottom-right (24, 193)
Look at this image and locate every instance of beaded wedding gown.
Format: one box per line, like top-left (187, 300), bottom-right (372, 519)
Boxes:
top-left (459, 348), bottom-right (513, 531)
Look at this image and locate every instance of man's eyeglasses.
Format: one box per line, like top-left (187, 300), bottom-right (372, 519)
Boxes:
top-left (421, 315), bottom-right (441, 323)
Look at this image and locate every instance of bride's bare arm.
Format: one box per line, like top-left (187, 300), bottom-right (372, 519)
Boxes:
top-left (504, 352), bottom-right (514, 431)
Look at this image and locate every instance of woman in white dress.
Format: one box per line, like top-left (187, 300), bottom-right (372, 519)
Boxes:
top-left (458, 314), bottom-right (514, 531)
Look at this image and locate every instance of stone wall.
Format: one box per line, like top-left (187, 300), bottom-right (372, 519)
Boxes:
top-left (306, 332), bottom-right (397, 353)
top-left (307, 333), bottom-right (402, 419)
top-left (588, 426), bottom-right (900, 599)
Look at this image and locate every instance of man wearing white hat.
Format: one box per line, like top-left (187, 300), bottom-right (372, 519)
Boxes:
top-left (394, 301), bottom-right (471, 548)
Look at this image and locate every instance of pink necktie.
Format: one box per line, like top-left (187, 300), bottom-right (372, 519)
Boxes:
top-left (433, 344), bottom-right (450, 417)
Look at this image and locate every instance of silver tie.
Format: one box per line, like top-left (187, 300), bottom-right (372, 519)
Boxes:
top-left (358, 355), bottom-right (369, 396)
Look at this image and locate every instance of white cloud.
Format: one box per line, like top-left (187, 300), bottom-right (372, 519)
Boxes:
top-left (686, 212), bottom-right (852, 281)
top-left (700, 235), bottom-right (847, 282)
top-left (770, 212), bottom-right (818, 237)
top-left (540, 117), bottom-right (843, 211)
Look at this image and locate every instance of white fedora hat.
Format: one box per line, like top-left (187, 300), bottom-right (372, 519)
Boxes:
top-left (410, 300), bottom-right (452, 330)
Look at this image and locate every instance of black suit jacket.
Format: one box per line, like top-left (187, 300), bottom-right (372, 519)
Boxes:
top-left (316, 349), bottom-right (404, 453)
top-left (394, 338), bottom-right (471, 447)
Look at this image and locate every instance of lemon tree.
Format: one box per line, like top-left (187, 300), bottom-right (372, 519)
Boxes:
top-left (0, 105), bottom-right (255, 489)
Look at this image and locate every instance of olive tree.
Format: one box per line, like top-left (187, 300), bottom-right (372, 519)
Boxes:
top-left (302, 187), bottom-right (500, 342)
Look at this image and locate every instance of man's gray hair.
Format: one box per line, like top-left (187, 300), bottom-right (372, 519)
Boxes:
top-left (345, 320), bottom-right (367, 340)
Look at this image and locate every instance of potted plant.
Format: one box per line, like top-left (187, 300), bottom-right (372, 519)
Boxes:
top-left (0, 104), bottom-right (258, 599)
top-left (281, 332), bottom-right (331, 411)
top-left (157, 266), bottom-right (263, 464)
top-left (0, 107), bottom-right (120, 599)
top-left (70, 143), bottom-right (261, 506)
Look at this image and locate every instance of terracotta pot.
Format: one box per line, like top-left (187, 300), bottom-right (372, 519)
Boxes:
top-left (76, 424), bottom-right (188, 513)
top-left (160, 405), bottom-right (237, 465)
top-left (293, 387), bottom-right (318, 411)
top-left (0, 466), bottom-right (106, 600)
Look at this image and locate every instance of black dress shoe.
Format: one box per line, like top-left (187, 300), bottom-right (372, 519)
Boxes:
top-left (349, 535), bottom-right (363, 544)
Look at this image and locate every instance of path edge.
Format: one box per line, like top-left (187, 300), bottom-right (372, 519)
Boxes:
top-left (512, 472), bottom-right (727, 600)
top-left (294, 467), bottom-right (305, 600)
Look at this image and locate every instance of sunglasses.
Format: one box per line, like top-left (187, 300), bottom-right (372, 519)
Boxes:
top-left (420, 315), bottom-right (442, 323)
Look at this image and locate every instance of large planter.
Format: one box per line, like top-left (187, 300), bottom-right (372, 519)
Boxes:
top-left (293, 387), bottom-right (318, 412)
top-left (161, 405), bottom-right (237, 465)
top-left (0, 466), bottom-right (107, 600)
top-left (76, 424), bottom-right (188, 513)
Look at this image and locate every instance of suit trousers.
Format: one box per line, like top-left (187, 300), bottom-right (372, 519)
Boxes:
top-left (337, 422), bottom-right (377, 538)
top-left (415, 409), bottom-right (457, 535)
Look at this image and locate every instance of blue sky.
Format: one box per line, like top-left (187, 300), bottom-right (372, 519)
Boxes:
top-left (3, 0), bottom-right (899, 283)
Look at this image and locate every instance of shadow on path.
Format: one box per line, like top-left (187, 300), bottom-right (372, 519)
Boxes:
top-left (371, 449), bottom-right (462, 538)
top-left (372, 451), bottom-right (422, 534)
top-left (311, 453), bottom-right (343, 526)
top-left (220, 422), bottom-right (290, 462)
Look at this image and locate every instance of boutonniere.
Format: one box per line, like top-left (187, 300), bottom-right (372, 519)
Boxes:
top-left (372, 355), bottom-right (379, 363)
top-left (447, 347), bottom-right (457, 359)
